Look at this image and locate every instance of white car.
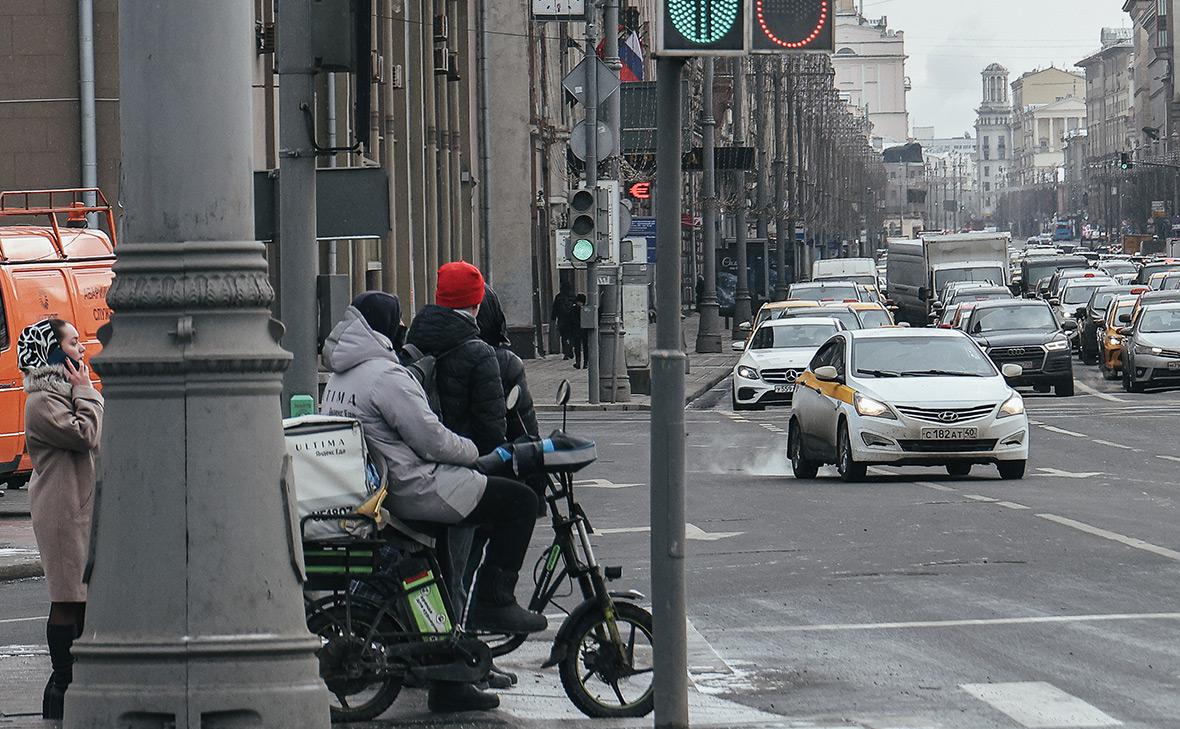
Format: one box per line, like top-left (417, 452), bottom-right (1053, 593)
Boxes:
top-left (787, 328), bottom-right (1029, 482)
top-left (732, 317), bottom-right (845, 411)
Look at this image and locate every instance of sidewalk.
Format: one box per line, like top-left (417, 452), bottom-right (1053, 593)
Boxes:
top-left (0, 488), bottom-right (39, 583)
top-left (528, 313), bottom-right (739, 411)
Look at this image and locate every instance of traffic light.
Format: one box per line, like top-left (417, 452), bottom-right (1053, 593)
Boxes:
top-left (752, 0), bottom-right (834, 53)
top-left (1120, 152), bottom-right (1133, 171)
top-left (657, 0), bottom-right (750, 56)
top-left (567, 187), bottom-right (597, 264)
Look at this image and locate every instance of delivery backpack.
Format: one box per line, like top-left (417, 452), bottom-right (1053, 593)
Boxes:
top-left (399, 342), bottom-right (462, 416)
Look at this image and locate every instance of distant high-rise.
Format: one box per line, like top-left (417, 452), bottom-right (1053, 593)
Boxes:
top-left (974, 64), bottom-right (1013, 221)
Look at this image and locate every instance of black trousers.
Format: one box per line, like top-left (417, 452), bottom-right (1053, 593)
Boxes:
top-left (572, 329), bottom-right (590, 365)
top-left (558, 328), bottom-right (577, 358)
top-left (457, 476), bottom-right (538, 573)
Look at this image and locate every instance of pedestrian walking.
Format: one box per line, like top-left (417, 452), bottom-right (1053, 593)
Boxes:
top-left (17, 319), bottom-right (103, 720)
top-left (476, 284), bottom-right (539, 441)
top-left (406, 262), bottom-right (506, 455)
top-left (551, 281), bottom-right (578, 361)
top-left (321, 295), bottom-right (545, 713)
top-left (573, 293), bottom-right (592, 369)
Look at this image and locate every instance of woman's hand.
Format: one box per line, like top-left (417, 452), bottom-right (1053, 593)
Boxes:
top-left (63, 358), bottom-right (90, 387)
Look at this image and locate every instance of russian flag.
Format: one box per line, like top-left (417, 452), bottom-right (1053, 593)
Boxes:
top-left (597, 29), bottom-right (645, 83)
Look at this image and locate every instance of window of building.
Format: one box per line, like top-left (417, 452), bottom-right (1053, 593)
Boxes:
top-left (1159, 0), bottom-right (1168, 16)
top-left (984, 182), bottom-right (991, 191)
top-left (984, 166), bottom-right (991, 177)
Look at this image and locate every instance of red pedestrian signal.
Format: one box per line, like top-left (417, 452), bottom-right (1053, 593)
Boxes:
top-left (752, 0), bottom-right (834, 53)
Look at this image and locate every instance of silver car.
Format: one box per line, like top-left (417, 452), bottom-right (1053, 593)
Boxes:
top-left (1121, 302), bottom-right (1180, 392)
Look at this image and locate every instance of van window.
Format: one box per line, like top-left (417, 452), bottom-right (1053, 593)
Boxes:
top-left (0, 289), bottom-right (8, 350)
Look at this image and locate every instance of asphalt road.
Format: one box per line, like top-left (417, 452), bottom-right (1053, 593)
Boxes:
top-left (1, 364), bottom-right (1178, 727)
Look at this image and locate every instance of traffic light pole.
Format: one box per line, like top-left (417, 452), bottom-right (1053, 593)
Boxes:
top-left (695, 57), bottom-right (722, 353)
top-left (651, 54), bottom-right (690, 729)
top-left (731, 57), bottom-right (753, 333)
top-left (584, 4), bottom-right (601, 404)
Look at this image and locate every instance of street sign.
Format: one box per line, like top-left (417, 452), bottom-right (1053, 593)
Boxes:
top-left (795, 222), bottom-right (805, 242)
top-left (532, 0), bottom-right (586, 20)
top-left (570, 120), bottom-right (619, 161)
top-left (562, 57), bottom-right (620, 107)
top-left (627, 181), bottom-right (653, 200)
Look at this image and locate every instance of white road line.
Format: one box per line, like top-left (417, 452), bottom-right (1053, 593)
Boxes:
top-left (915, 481), bottom-right (958, 492)
top-left (996, 501), bottom-right (1031, 510)
top-left (1035, 468), bottom-right (1104, 479)
top-left (0, 616), bottom-right (46, 625)
top-left (960, 681), bottom-right (1121, 728)
top-left (723, 611), bottom-right (1180, 634)
top-left (1039, 424), bottom-right (1088, 438)
top-left (1157, 454), bottom-right (1180, 463)
top-left (1074, 380), bottom-right (1126, 404)
top-left (1037, 513), bottom-right (1180, 562)
top-left (963, 494), bottom-right (999, 503)
top-left (1090, 439), bottom-right (1135, 451)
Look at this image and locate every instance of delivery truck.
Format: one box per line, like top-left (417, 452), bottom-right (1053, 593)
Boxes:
top-left (886, 232), bottom-right (1010, 326)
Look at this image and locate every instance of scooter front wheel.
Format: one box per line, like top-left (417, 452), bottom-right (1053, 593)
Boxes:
top-left (557, 601), bottom-right (654, 718)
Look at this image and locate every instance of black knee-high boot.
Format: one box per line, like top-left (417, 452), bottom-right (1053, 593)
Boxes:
top-left (43, 623), bottom-right (76, 720)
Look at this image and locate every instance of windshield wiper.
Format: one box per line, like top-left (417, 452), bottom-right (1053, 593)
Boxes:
top-left (901, 369), bottom-right (986, 377)
top-left (855, 369), bottom-right (901, 378)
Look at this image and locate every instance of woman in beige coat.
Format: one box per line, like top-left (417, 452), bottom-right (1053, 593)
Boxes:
top-left (17, 318), bottom-right (103, 720)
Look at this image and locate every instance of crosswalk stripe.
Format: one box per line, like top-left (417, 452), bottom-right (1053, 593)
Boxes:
top-left (961, 681), bottom-right (1121, 727)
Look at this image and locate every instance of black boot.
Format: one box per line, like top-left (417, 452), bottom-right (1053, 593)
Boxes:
top-left (465, 565), bottom-right (547, 634)
top-left (427, 681), bottom-right (500, 713)
top-left (43, 623), bottom-right (76, 720)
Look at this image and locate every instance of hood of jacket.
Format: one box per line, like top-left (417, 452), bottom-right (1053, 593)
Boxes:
top-left (22, 364), bottom-right (73, 397)
top-left (407, 304), bottom-right (481, 354)
top-left (476, 286), bottom-right (511, 348)
top-left (321, 308), bottom-right (400, 373)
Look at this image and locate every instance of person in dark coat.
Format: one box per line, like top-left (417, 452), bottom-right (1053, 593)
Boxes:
top-left (406, 262), bottom-right (506, 455)
top-left (476, 285), bottom-right (539, 440)
top-left (573, 293), bottom-right (592, 369)
top-left (551, 281), bottom-right (578, 360)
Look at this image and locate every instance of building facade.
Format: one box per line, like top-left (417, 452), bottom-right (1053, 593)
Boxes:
top-left (1010, 67), bottom-right (1086, 187)
top-left (831, 0), bottom-right (910, 146)
top-left (974, 64), bottom-right (1012, 221)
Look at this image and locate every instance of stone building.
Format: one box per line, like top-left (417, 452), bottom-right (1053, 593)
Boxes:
top-left (974, 63), bottom-right (1013, 221)
top-left (831, 0), bottom-right (910, 146)
top-left (1009, 67), bottom-right (1086, 187)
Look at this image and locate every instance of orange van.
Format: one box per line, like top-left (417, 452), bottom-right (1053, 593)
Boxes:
top-left (0, 189), bottom-right (116, 487)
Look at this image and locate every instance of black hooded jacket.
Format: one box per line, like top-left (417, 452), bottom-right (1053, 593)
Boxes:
top-left (476, 287), bottom-right (539, 440)
top-left (406, 304), bottom-right (506, 454)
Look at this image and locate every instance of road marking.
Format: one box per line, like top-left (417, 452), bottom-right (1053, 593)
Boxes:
top-left (1074, 380), bottom-right (1126, 404)
top-left (0, 616), bottom-right (46, 625)
top-left (960, 681), bottom-right (1121, 727)
top-left (1157, 455), bottom-right (1180, 463)
top-left (723, 611), bottom-right (1180, 634)
top-left (1037, 513), bottom-right (1180, 562)
top-left (1035, 468), bottom-right (1104, 479)
top-left (1039, 425), bottom-right (1088, 438)
top-left (963, 494), bottom-right (998, 503)
top-left (915, 481), bottom-right (958, 492)
top-left (996, 501), bottom-right (1031, 510)
top-left (685, 618), bottom-right (732, 676)
top-left (1090, 439), bottom-right (1135, 451)
top-left (595, 523), bottom-right (744, 541)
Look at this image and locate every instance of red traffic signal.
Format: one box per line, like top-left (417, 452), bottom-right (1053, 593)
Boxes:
top-left (752, 0), bottom-right (834, 53)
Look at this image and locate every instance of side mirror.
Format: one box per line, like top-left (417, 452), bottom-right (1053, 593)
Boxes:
top-left (1075, 308), bottom-right (1087, 319)
top-left (1049, 298), bottom-right (1061, 307)
top-left (917, 288), bottom-right (929, 302)
top-left (1061, 319), bottom-right (1078, 331)
top-left (556, 380), bottom-right (572, 406)
top-left (814, 365), bottom-right (840, 382)
top-left (1117, 326), bottom-right (1132, 336)
top-left (887, 305), bottom-right (899, 312)
top-left (731, 340), bottom-right (746, 352)
top-left (931, 300), bottom-right (945, 311)
top-left (897, 322), bottom-right (911, 328)
top-left (738, 321), bottom-right (752, 332)
top-left (1119, 313), bottom-right (1132, 324)
top-left (1001, 363), bottom-right (1024, 378)
top-left (505, 384), bottom-right (521, 411)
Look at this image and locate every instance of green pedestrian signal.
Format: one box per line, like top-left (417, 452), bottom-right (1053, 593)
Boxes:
top-left (571, 237), bottom-right (596, 262)
top-left (657, 0), bottom-right (750, 56)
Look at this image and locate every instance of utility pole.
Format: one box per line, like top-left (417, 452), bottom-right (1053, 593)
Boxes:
top-left (696, 58), bottom-right (722, 353)
top-left (599, 0), bottom-right (630, 402)
top-left (731, 58), bottom-right (752, 332)
top-left (754, 59), bottom-right (770, 302)
top-left (276, 0), bottom-right (319, 413)
top-left (584, 2), bottom-right (601, 404)
top-left (651, 54), bottom-right (689, 729)
top-left (773, 60), bottom-right (789, 299)
top-left (69, 0), bottom-right (330, 725)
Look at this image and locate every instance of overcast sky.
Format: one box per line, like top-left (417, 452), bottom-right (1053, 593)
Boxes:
top-left (858, 0), bottom-right (1131, 137)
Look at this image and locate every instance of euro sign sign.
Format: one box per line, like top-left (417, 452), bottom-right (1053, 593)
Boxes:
top-left (752, 0), bottom-right (834, 52)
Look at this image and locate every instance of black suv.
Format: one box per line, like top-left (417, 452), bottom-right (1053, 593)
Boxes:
top-left (1078, 285), bottom-right (1138, 365)
top-left (964, 299), bottom-right (1077, 397)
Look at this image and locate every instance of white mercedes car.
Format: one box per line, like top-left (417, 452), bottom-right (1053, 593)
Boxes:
top-left (732, 317), bottom-right (844, 411)
top-left (787, 328), bottom-right (1029, 482)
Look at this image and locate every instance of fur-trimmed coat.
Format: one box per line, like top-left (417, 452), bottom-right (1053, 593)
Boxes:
top-left (23, 365), bottom-right (103, 602)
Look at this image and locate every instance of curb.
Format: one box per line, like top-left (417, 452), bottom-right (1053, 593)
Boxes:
top-left (0, 559), bottom-right (42, 582)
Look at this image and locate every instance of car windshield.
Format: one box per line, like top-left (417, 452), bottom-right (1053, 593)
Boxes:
top-left (856, 309), bottom-right (893, 328)
top-left (971, 305), bottom-right (1057, 333)
top-left (853, 337), bottom-right (996, 378)
top-left (955, 290), bottom-right (1010, 303)
top-left (1110, 302), bottom-right (1135, 323)
top-left (1090, 290), bottom-right (1123, 312)
top-left (1162, 276), bottom-right (1180, 291)
top-left (1101, 262), bottom-right (1136, 275)
top-left (751, 324), bottom-right (838, 350)
top-left (933, 267), bottom-right (1004, 291)
top-left (1139, 308), bottom-right (1180, 334)
top-left (1062, 282), bottom-right (1113, 306)
top-left (1026, 259), bottom-right (1085, 284)
top-left (783, 309), bottom-right (862, 330)
top-left (816, 274), bottom-right (877, 287)
top-left (788, 283), bottom-right (859, 301)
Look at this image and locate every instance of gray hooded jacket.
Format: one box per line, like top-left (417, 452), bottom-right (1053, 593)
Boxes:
top-left (321, 308), bottom-right (486, 523)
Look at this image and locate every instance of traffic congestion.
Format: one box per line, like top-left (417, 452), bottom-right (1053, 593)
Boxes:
top-left (732, 231), bottom-right (1180, 482)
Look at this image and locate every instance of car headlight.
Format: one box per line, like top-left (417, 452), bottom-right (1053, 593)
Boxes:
top-left (736, 365), bottom-right (760, 380)
top-left (1135, 344), bottom-right (1163, 355)
top-left (997, 393), bottom-right (1025, 419)
top-left (854, 392), bottom-right (896, 419)
top-left (1045, 340), bottom-right (1069, 351)
top-left (1109, 335), bottom-right (1121, 345)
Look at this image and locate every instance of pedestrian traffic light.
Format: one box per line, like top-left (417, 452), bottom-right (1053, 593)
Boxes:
top-left (1120, 152), bottom-right (1133, 171)
top-left (656, 0), bottom-right (751, 56)
top-left (567, 188), bottom-right (598, 264)
top-left (752, 0), bottom-right (834, 53)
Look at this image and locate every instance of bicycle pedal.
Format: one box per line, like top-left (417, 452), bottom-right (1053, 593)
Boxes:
top-left (604, 565), bottom-right (622, 580)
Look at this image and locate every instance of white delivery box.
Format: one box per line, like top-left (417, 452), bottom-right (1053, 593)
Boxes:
top-left (283, 415), bottom-right (379, 540)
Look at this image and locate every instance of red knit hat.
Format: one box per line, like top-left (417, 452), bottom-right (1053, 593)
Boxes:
top-left (436, 261), bottom-right (486, 309)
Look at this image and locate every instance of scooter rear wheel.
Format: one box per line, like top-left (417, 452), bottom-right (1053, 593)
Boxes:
top-left (307, 599), bottom-right (405, 723)
top-left (557, 601), bottom-right (654, 718)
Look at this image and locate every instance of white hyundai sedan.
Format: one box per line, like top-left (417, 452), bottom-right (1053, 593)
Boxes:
top-left (732, 317), bottom-right (845, 411)
top-left (787, 328), bottom-right (1029, 482)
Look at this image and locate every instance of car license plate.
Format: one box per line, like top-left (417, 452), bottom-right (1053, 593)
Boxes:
top-left (774, 385), bottom-right (795, 394)
top-left (920, 428), bottom-right (978, 440)
top-left (1169, 361), bottom-right (1180, 371)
